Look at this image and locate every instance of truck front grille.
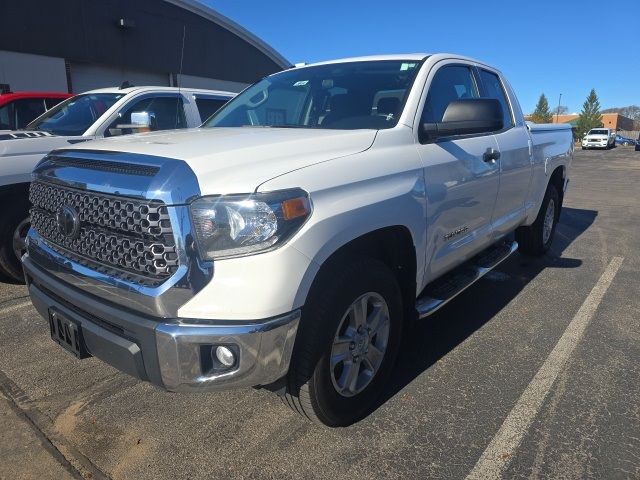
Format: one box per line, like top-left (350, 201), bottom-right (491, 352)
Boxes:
top-left (29, 181), bottom-right (179, 287)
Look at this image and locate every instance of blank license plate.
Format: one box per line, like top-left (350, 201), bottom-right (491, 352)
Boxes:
top-left (48, 309), bottom-right (91, 359)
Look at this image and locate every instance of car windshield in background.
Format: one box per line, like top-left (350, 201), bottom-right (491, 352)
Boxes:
top-left (589, 129), bottom-right (608, 135)
top-left (204, 60), bottom-right (423, 130)
top-left (26, 93), bottom-right (125, 136)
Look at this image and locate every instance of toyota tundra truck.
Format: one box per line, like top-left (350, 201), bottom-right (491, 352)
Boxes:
top-left (23, 54), bottom-right (573, 427)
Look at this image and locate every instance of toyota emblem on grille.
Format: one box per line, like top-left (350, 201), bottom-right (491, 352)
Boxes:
top-left (56, 205), bottom-right (81, 239)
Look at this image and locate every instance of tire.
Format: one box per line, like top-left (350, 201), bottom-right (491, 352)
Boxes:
top-left (515, 183), bottom-right (559, 256)
top-left (283, 257), bottom-right (403, 427)
top-left (0, 204), bottom-right (30, 283)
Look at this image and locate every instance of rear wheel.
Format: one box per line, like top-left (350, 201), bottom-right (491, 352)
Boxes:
top-left (283, 257), bottom-right (403, 427)
top-left (515, 183), bottom-right (559, 256)
top-left (0, 204), bottom-right (30, 283)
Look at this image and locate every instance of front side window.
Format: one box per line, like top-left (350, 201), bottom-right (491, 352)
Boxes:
top-left (478, 69), bottom-right (513, 129)
top-left (26, 93), bottom-right (124, 136)
top-left (14, 98), bottom-right (46, 129)
top-left (106, 96), bottom-right (186, 137)
top-left (421, 65), bottom-right (479, 124)
top-left (0, 99), bottom-right (48, 130)
top-left (204, 60), bottom-right (422, 130)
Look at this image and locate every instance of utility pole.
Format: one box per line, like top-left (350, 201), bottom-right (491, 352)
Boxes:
top-left (556, 93), bottom-right (562, 123)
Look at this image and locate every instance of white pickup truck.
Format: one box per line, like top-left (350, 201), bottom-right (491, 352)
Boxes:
top-left (581, 128), bottom-right (615, 149)
top-left (24, 54), bottom-right (573, 427)
top-left (0, 86), bottom-right (234, 281)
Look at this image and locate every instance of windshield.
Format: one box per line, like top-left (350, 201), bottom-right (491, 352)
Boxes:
top-left (589, 129), bottom-right (608, 135)
top-left (204, 60), bottom-right (422, 130)
top-left (26, 93), bottom-right (125, 136)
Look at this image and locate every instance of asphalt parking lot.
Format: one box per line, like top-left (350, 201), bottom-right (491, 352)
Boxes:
top-left (1, 147), bottom-right (638, 480)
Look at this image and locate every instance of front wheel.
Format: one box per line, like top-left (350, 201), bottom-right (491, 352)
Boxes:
top-left (283, 257), bottom-right (403, 426)
top-left (515, 183), bottom-right (559, 256)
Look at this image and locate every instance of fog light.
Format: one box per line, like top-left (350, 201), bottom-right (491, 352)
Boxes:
top-left (215, 346), bottom-right (235, 367)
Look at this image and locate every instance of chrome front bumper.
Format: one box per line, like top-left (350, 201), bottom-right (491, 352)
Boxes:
top-left (24, 254), bottom-right (299, 392)
top-left (156, 312), bottom-right (300, 392)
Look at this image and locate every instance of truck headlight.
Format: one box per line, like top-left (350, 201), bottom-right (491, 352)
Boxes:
top-left (189, 189), bottom-right (311, 260)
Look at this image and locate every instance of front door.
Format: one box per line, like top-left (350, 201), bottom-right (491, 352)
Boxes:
top-left (415, 62), bottom-right (501, 283)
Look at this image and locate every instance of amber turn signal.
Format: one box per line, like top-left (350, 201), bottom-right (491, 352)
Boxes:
top-left (281, 197), bottom-right (310, 220)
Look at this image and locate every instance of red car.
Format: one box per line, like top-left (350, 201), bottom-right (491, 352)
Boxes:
top-left (0, 91), bottom-right (73, 131)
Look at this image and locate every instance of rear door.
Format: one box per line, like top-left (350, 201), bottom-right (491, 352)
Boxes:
top-left (415, 62), bottom-right (501, 282)
top-left (477, 68), bottom-right (532, 237)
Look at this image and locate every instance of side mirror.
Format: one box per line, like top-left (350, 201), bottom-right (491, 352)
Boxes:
top-left (421, 98), bottom-right (503, 142)
top-left (112, 111), bottom-right (156, 136)
top-left (130, 111), bottom-right (152, 127)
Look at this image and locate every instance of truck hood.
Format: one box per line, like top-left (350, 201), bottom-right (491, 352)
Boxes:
top-left (59, 127), bottom-right (378, 195)
top-left (0, 131), bottom-right (87, 157)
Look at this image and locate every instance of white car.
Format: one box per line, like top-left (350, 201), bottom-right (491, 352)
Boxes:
top-left (24, 54), bottom-right (573, 426)
top-left (0, 86), bottom-right (234, 281)
top-left (581, 128), bottom-right (615, 149)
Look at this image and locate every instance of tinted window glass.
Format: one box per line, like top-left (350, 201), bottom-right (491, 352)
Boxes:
top-left (44, 97), bottom-right (66, 110)
top-left (479, 69), bottom-right (513, 128)
top-left (106, 96), bottom-right (186, 137)
top-left (421, 65), bottom-right (479, 123)
top-left (195, 97), bottom-right (228, 122)
top-left (27, 93), bottom-right (124, 135)
top-left (0, 103), bottom-right (12, 130)
top-left (589, 129), bottom-right (608, 135)
top-left (204, 60), bottom-right (422, 130)
top-left (14, 99), bottom-right (46, 129)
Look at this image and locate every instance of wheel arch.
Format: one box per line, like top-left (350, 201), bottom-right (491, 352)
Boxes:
top-left (549, 165), bottom-right (566, 208)
top-left (297, 226), bottom-right (418, 322)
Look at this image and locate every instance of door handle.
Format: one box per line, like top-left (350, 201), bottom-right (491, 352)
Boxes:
top-left (483, 147), bottom-right (501, 163)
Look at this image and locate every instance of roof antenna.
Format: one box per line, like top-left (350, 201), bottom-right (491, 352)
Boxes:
top-left (119, 80), bottom-right (133, 90)
top-left (175, 24), bottom-right (186, 127)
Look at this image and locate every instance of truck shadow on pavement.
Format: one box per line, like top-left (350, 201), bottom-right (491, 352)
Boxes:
top-left (373, 207), bottom-right (598, 415)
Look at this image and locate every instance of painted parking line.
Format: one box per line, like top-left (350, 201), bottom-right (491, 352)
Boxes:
top-left (466, 256), bottom-right (624, 480)
top-left (1, 301), bottom-right (34, 316)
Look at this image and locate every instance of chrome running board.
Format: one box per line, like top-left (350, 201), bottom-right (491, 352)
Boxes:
top-left (416, 240), bottom-right (518, 319)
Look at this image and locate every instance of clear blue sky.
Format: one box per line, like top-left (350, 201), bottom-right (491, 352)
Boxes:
top-left (203, 0), bottom-right (638, 114)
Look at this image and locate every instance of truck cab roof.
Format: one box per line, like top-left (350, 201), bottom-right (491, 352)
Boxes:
top-left (83, 86), bottom-right (236, 98)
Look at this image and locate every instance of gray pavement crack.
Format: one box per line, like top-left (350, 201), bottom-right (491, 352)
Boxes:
top-left (0, 367), bottom-right (111, 480)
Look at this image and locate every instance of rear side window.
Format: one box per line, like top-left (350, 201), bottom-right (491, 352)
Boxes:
top-left (478, 69), bottom-right (513, 129)
top-left (195, 97), bottom-right (228, 122)
top-left (421, 65), bottom-right (479, 123)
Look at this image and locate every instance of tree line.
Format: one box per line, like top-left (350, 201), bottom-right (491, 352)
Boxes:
top-left (529, 90), bottom-right (608, 138)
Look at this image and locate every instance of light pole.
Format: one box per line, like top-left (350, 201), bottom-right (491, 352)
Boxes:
top-left (556, 93), bottom-right (562, 123)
